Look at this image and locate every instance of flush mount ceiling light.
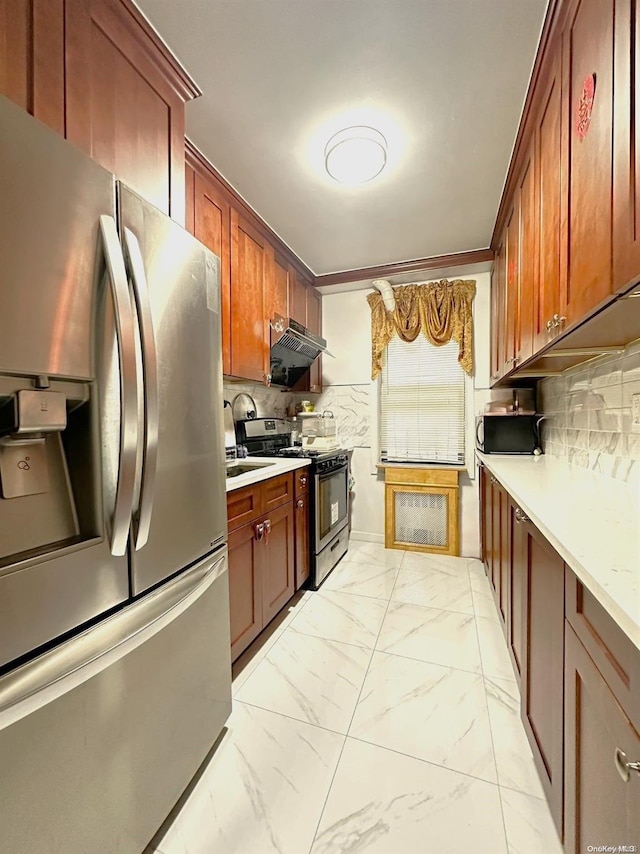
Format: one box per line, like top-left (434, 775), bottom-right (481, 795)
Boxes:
top-left (324, 126), bottom-right (387, 185)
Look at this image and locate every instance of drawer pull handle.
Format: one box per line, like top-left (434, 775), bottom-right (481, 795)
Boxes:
top-left (514, 508), bottom-right (530, 524)
top-left (615, 748), bottom-right (640, 783)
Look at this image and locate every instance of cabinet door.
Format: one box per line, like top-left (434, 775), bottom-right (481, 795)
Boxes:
top-left (294, 494), bottom-right (310, 590)
top-left (0, 0), bottom-right (65, 134)
top-left (613, 0), bottom-right (640, 292)
top-left (262, 502), bottom-right (295, 625)
top-left (266, 250), bottom-right (290, 322)
top-left (194, 173), bottom-right (232, 374)
top-left (534, 56), bottom-right (565, 353)
top-left (65, 0), bottom-right (189, 222)
top-left (498, 486), bottom-right (511, 628)
top-left (564, 624), bottom-right (640, 854)
top-left (509, 502), bottom-right (526, 683)
top-left (228, 520), bottom-right (263, 661)
top-left (306, 287), bottom-right (322, 393)
top-left (562, 0), bottom-right (615, 324)
top-left (480, 467), bottom-right (492, 576)
top-left (490, 478), bottom-right (501, 594)
top-left (504, 205), bottom-right (519, 375)
top-left (517, 149), bottom-right (536, 365)
top-left (289, 270), bottom-right (307, 325)
top-left (492, 238), bottom-right (506, 382)
top-left (230, 208), bottom-right (267, 381)
top-left (521, 520), bottom-right (565, 835)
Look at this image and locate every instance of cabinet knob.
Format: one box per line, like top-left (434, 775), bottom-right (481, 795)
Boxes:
top-left (546, 319), bottom-right (554, 331)
top-left (254, 522), bottom-right (265, 541)
top-left (552, 314), bottom-right (567, 328)
top-left (299, 476), bottom-right (307, 487)
top-left (263, 518), bottom-right (271, 544)
top-left (490, 476), bottom-right (497, 485)
top-left (507, 356), bottom-right (518, 365)
top-left (514, 508), bottom-right (530, 524)
top-left (296, 498), bottom-right (304, 509)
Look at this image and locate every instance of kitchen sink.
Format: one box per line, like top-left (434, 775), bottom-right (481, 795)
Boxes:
top-left (226, 461), bottom-right (276, 478)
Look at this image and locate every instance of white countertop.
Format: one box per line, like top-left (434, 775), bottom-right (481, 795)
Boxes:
top-left (225, 456), bottom-right (311, 492)
top-left (477, 452), bottom-right (640, 652)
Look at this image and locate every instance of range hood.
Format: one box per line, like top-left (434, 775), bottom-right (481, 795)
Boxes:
top-left (269, 314), bottom-right (333, 388)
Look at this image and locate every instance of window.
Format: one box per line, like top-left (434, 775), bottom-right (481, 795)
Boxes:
top-left (379, 336), bottom-right (466, 464)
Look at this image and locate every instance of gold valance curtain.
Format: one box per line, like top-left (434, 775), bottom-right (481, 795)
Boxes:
top-left (367, 279), bottom-right (476, 378)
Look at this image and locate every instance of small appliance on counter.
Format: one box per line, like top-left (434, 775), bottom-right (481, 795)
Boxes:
top-left (239, 419), bottom-right (349, 587)
top-left (476, 389), bottom-right (544, 455)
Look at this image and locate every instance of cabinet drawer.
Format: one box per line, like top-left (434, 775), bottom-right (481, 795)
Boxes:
top-left (565, 569), bottom-right (640, 732)
top-left (294, 467), bottom-right (310, 499)
top-left (227, 484), bottom-right (262, 532)
top-left (263, 473), bottom-right (294, 512)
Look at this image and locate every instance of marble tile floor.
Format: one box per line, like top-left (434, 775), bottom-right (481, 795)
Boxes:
top-left (148, 541), bottom-right (562, 854)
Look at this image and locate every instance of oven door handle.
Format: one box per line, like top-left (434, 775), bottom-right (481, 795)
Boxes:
top-left (317, 463), bottom-right (348, 481)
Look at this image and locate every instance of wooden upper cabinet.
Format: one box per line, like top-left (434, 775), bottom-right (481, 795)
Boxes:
top-left (0, 0), bottom-right (65, 134)
top-left (562, 0), bottom-right (615, 324)
top-left (534, 55), bottom-right (565, 353)
top-left (266, 249), bottom-right (289, 322)
top-left (289, 271), bottom-right (308, 325)
top-left (192, 172), bottom-right (232, 374)
top-left (491, 235), bottom-right (507, 383)
top-left (64, 0), bottom-right (199, 223)
top-left (613, 0), bottom-right (640, 293)
top-left (517, 149), bottom-right (536, 365)
top-left (504, 205), bottom-right (519, 374)
top-left (230, 208), bottom-right (267, 382)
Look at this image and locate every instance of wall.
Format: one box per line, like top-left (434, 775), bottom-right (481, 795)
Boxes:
top-left (539, 338), bottom-right (640, 488)
top-left (315, 273), bottom-right (492, 557)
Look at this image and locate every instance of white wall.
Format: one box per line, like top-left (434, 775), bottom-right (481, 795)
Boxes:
top-left (318, 272), bottom-right (491, 557)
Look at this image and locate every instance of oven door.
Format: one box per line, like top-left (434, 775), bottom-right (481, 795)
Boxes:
top-left (314, 463), bottom-right (349, 553)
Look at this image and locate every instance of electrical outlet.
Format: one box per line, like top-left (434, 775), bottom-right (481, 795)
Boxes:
top-left (632, 392), bottom-right (640, 432)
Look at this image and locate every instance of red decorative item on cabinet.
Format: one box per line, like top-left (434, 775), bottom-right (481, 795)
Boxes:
top-left (575, 73), bottom-right (596, 140)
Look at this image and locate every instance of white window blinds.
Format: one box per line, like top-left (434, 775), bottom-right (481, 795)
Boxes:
top-left (380, 336), bottom-right (466, 464)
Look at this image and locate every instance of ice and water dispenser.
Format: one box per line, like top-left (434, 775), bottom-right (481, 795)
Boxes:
top-left (0, 377), bottom-right (99, 566)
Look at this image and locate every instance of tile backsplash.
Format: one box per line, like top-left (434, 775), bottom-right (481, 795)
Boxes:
top-left (222, 379), bottom-right (371, 450)
top-left (222, 380), bottom-right (294, 420)
top-left (539, 338), bottom-right (640, 486)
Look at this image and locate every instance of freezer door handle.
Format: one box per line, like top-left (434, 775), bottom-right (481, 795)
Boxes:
top-left (0, 548), bottom-right (228, 732)
top-left (100, 215), bottom-right (139, 556)
top-left (123, 226), bottom-right (159, 551)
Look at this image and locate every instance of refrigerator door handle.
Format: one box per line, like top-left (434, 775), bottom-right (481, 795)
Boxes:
top-left (0, 549), bottom-right (227, 733)
top-left (123, 226), bottom-right (159, 551)
top-left (99, 215), bottom-right (139, 556)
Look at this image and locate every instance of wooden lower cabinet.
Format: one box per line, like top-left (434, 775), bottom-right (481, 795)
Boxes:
top-left (227, 472), bottom-right (307, 661)
top-left (564, 624), bottom-right (640, 853)
top-left (509, 502), bottom-right (525, 682)
top-left (228, 519), bottom-right (263, 661)
top-left (480, 463), bottom-right (640, 849)
top-left (261, 501), bottom-right (295, 625)
top-left (294, 492), bottom-right (310, 589)
top-left (520, 517), bottom-right (565, 836)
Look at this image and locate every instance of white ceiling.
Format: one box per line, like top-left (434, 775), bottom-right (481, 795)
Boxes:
top-left (138, 0), bottom-right (547, 276)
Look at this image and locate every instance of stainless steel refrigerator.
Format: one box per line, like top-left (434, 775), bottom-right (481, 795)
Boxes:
top-left (0, 95), bottom-right (231, 853)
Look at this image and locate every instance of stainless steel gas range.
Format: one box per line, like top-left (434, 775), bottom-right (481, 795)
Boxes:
top-left (236, 418), bottom-right (350, 587)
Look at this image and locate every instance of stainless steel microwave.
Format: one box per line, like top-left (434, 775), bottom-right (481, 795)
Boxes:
top-left (476, 414), bottom-right (543, 455)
